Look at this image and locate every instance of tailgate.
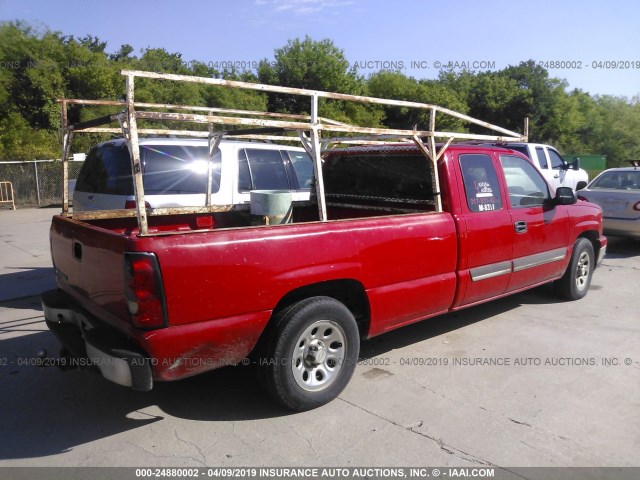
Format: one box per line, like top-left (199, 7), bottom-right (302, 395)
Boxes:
top-left (50, 214), bottom-right (132, 328)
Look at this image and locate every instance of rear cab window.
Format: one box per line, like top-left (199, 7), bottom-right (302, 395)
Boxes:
top-left (321, 149), bottom-right (435, 210)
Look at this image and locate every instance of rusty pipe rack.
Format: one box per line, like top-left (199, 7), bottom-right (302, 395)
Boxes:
top-left (59, 69), bottom-right (528, 236)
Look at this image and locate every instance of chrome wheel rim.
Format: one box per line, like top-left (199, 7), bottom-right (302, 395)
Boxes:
top-left (576, 251), bottom-right (591, 291)
top-left (292, 320), bottom-right (346, 392)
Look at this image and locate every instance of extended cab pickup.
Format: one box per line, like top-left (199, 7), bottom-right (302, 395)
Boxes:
top-left (43, 143), bottom-right (607, 411)
top-left (488, 143), bottom-right (589, 192)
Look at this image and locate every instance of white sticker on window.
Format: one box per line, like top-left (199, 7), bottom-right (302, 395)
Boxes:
top-left (476, 181), bottom-right (494, 197)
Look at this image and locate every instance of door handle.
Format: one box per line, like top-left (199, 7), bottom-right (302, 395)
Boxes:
top-left (514, 221), bottom-right (527, 233)
top-left (73, 241), bottom-right (83, 261)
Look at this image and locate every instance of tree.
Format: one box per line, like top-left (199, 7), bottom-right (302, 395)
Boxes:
top-left (109, 44), bottom-right (134, 62)
top-left (131, 48), bottom-right (203, 106)
top-left (0, 22), bottom-right (65, 130)
top-left (367, 71), bottom-right (467, 131)
top-left (202, 69), bottom-right (268, 113)
top-left (439, 69), bottom-right (531, 136)
top-left (0, 112), bottom-right (58, 160)
top-left (499, 60), bottom-right (569, 143)
top-left (258, 36), bottom-right (364, 117)
top-left (1, 22), bottom-right (639, 165)
top-left (77, 34), bottom-right (107, 54)
top-left (588, 96), bottom-right (640, 166)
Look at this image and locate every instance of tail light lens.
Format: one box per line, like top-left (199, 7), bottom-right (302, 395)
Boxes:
top-left (196, 215), bottom-right (214, 229)
top-left (125, 200), bottom-right (151, 209)
top-left (124, 252), bottom-right (167, 329)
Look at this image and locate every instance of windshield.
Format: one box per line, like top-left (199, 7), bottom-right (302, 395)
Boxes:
top-left (590, 171), bottom-right (640, 190)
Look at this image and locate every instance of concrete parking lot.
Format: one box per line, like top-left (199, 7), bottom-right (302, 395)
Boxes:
top-left (1, 207), bottom-right (639, 468)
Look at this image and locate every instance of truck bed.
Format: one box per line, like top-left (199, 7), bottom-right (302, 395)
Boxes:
top-left (50, 207), bottom-right (457, 383)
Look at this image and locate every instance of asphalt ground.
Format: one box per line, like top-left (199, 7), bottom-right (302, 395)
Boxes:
top-left (1, 207), bottom-right (639, 470)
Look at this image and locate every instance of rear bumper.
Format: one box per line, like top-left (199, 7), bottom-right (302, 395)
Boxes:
top-left (42, 288), bottom-right (272, 387)
top-left (603, 217), bottom-right (640, 239)
top-left (41, 289), bottom-right (153, 391)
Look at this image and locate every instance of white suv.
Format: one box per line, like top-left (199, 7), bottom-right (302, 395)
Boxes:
top-left (496, 143), bottom-right (589, 192)
top-left (73, 138), bottom-right (313, 211)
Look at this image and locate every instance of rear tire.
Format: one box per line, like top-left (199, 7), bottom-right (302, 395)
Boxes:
top-left (258, 296), bottom-right (360, 411)
top-left (555, 238), bottom-right (594, 300)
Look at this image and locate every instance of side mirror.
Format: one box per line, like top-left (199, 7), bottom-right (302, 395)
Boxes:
top-left (576, 181), bottom-right (588, 191)
top-left (571, 158), bottom-right (581, 171)
top-left (555, 186), bottom-right (577, 205)
top-left (563, 158), bottom-right (580, 171)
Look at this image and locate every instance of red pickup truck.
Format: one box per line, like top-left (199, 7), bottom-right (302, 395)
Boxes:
top-left (43, 142), bottom-right (606, 411)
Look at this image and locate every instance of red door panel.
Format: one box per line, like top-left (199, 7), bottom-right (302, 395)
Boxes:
top-left (499, 154), bottom-right (570, 292)
top-left (454, 152), bottom-right (514, 307)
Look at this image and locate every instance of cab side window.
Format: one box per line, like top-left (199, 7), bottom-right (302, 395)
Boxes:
top-left (548, 149), bottom-right (565, 170)
top-left (459, 154), bottom-right (503, 212)
top-left (287, 151), bottom-right (313, 189)
top-left (237, 150), bottom-right (252, 192)
top-left (238, 149), bottom-right (291, 192)
top-left (238, 148), bottom-right (314, 193)
top-left (500, 155), bottom-right (550, 207)
top-left (535, 147), bottom-right (548, 169)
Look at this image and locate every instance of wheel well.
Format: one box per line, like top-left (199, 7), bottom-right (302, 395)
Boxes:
top-left (272, 279), bottom-right (370, 339)
top-left (578, 230), bottom-right (600, 260)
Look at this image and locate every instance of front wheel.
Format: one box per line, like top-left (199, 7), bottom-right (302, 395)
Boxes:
top-left (555, 238), bottom-right (595, 300)
top-left (258, 297), bottom-right (360, 411)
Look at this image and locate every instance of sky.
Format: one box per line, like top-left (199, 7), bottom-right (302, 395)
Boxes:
top-left (1, 0), bottom-right (639, 98)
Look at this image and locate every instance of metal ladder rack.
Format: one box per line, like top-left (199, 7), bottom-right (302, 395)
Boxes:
top-left (59, 69), bottom-right (527, 235)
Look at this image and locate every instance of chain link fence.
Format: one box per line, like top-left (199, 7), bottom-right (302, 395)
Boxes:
top-left (0, 160), bottom-right (85, 207)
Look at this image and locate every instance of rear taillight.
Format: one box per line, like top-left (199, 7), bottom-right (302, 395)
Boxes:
top-left (196, 215), bottom-right (214, 229)
top-left (634, 201), bottom-right (640, 211)
top-left (124, 252), bottom-right (167, 329)
top-left (125, 200), bottom-right (151, 209)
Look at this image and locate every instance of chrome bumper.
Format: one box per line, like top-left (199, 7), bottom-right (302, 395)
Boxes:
top-left (41, 289), bottom-right (152, 391)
